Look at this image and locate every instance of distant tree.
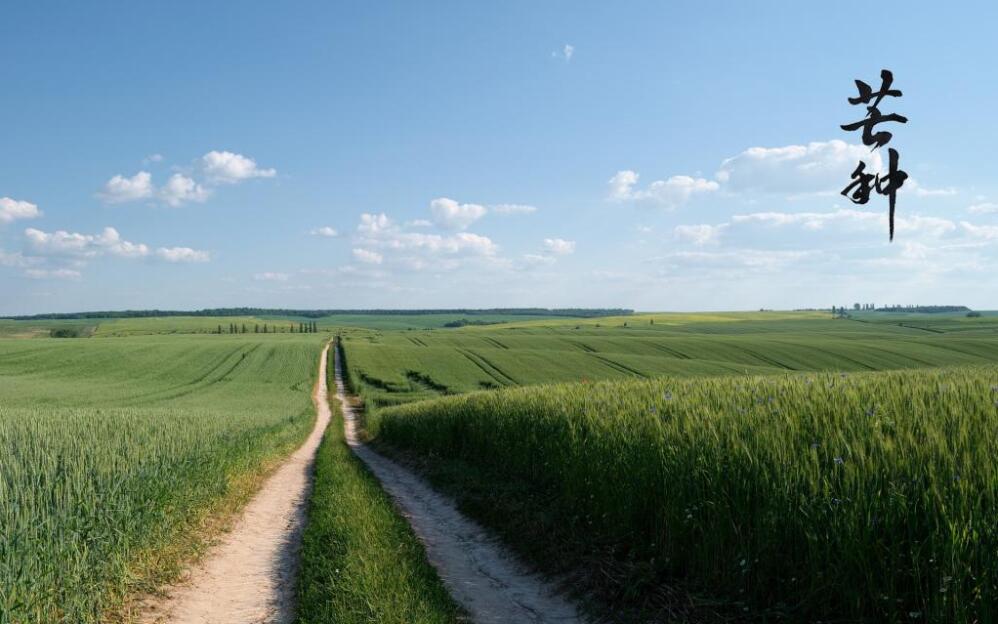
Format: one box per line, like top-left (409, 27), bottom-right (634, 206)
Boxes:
top-left (217, 324), bottom-right (222, 334)
top-left (263, 324), bottom-right (268, 334)
top-left (254, 324), bottom-right (259, 333)
top-left (242, 324), bottom-right (247, 333)
top-left (854, 303), bottom-right (861, 311)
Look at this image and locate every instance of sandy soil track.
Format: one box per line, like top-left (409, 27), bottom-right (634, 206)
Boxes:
top-left (334, 345), bottom-right (584, 624)
top-left (142, 343), bottom-right (332, 624)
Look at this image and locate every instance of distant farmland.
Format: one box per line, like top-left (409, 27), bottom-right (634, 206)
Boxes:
top-left (340, 312), bottom-right (998, 407)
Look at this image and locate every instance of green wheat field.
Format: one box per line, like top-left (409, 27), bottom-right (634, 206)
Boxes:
top-left (4, 310), bottom-right (998, 622)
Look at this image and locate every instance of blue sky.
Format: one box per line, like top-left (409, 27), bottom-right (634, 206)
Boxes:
top-left (3, 1), bottom-right (998, 314)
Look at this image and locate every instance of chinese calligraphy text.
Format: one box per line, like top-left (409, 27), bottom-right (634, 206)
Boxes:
top-left (840, 69), bottom-right (908, 241)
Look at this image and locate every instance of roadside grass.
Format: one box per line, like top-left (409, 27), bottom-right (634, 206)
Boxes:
top-left (370, 367), bottom-right (998, 622)
top-left (295, 368), bottom-right (462, 624)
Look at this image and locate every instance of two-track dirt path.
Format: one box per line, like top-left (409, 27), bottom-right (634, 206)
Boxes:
top-left (144, 342), bottom-right (583, 624)
top-left (333, 344), bottom-right (584, 624)
top-left (142, 343), bottom-right (333, 624)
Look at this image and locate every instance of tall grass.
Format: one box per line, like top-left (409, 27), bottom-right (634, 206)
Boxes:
top-left (371, 367), bottom-right (998, 621)
top-left (0, 335), bottom-right (321, 623)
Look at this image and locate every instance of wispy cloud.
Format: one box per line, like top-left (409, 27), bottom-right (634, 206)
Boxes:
top-left (543, 238), bottom-right (576, 255)
top-left (674, 223), bottom-right (727, 246)
top-left (309, 226), bottom-right (339, 237)
top-left (156, 247), bottom-right (210, 263)
top-left (253, 271), bottom-right (290, 281)
top-left (553, 44), bottom-right (574, 62)
top-left (352, 248), bottom-right (384, 264)
top-left (491, 203), bottom-right (538, 215)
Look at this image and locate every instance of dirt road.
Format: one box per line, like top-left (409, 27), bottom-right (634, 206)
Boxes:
top-left (333, 345), bottom-right (584, 624)
top-left (143, 343), bottom-right (333, 624)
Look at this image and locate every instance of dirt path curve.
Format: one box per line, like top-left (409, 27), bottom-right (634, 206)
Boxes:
top-left (333, 345), bottom-right (585, 624)
top-left (143, 343), bottom-right (332, 624)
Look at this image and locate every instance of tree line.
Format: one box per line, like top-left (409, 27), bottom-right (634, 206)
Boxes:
top-left (6, 307), bottom-right (634, 321)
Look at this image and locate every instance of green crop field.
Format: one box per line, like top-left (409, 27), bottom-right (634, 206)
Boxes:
top-left (371, 366), bottom-right (998, 622)
top-left (341, 312), bottom-right (998, 408)
top-left (0, 333), bottom-right (325, 623)
top-left (337, 311), bottom-right (998, 621)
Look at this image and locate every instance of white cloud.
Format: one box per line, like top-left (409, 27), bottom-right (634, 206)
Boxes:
top-left (358, 213), bottom-right (393, 235)
top-left (731, 209), bottom-right (957, 238)
top-left (24, 268), bottom-right (82, 280)
top-left (0, 197), bottom-right (41, 223)
top-left (655, 249), bottom-right (814, 271)
top-left (352, 212), bottom-right (501, 274)
top-left (159, 174), bottom-right (211, 207)
top-left (156, 247), bottom-right (210, 263)
top-left (608, 170), bottom-right (718, 208)
top-left (254, 271), bottom-right (290, 281)
top-left (23, 226), bottom-right (208, 265)
top-left (969, 202), bottom-right (998, 214)
top-left (906, 179), bottom-right (957, 197)
top-left (353, 248), bottom-right (384, 264)
top-left (100, 171), bottom-right (154, 204)
top-left (309, 226), bottom-right (339, 237)
top-left (382, 232), bottom-right (496, 255)
top-left (430, 197), bottom-right (488, 230)
top-left (406, 219), bottom-right (433, 228)
top-left (674, 223), bottom-right (727, 246)
top-left (200, 151), bottom-right (276, 184)
top-left (732, 209), bottom-right (881, 230)
top-left (143, 153), bottom-right (164, 164)
top-left (102, 228), bottom-right (151, 258)
top-left (0, 248), bottom-right (32, 268)
top-left (491, 203), bottom-right (538, 215)
top-left (608, 170), bottom-right (639, 200)
top-left (25, 226), bottom-right (148, 258)
top-left (543, 238), bottom-right (576, 255)
top-left (716, 140), bottom-right (880, 195)
top-left (358, 214), bottom-right (497, 256)
top-left (961, 221), bottom-right (998, 240)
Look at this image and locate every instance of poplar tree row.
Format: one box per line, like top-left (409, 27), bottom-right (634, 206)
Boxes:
top-left (212, 321), bottom-right (320, 334)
